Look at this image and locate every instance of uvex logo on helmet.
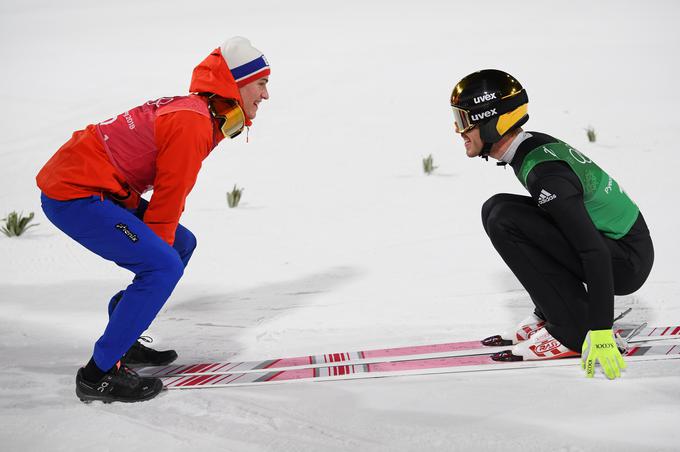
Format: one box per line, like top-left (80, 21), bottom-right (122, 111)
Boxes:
top-left (473, 92), bottom-right (497, 104)
top-left (471, 109), bottom-right (498, 121)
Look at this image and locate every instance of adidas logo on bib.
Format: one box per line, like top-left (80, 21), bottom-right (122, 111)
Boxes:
top-left (538, 189), bottom-right (557, 205)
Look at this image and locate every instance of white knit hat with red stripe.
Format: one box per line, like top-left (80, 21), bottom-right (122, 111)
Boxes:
top-left (221, 36), bottom-right (270, 88)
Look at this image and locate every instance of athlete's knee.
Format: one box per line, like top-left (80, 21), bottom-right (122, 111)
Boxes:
top-left (482, 194), bottom-right (513, 236)
top-left (174, 225), bottom-right (197, 264)
top-left (482, 194), bottom-right (502, 227)
top-left (183, 228), bottom-right (197, 255)
top-left (149, 247), bottom-right (185, 286)
top-left (164, 253), bottom-right (185, 283)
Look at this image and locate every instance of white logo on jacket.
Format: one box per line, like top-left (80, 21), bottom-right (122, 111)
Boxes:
top-left (538, 189), bottom-right (557, 205)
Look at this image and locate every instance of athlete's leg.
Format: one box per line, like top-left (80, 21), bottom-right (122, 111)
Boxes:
top-left (482, 194), bottom-right (589, 349)
top-left (605, 214), bottom-right (654, 296)
top-left (41, 194), bottom-right (185, 371)
top-left (107, 199), bottom-right (197, 316)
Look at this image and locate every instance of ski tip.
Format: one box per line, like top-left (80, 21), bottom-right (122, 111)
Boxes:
top-left (482, 335), bottom-right (514, 347)
top-left (613, 307), bottom-right (633, 322)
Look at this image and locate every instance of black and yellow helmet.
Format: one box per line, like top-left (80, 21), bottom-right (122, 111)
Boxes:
top-left (450, 69), bottom-right (528, 145)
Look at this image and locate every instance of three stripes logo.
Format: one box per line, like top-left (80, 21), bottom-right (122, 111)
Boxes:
top-left (537, 189), bottom-right (557, 205)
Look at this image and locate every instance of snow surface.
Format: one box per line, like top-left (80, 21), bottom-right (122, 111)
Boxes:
top-left (1, 0), bottom-right (680, 450)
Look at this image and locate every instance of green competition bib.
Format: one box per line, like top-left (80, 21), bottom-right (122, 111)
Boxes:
top-left (517, 141), bottom-right (638, 239)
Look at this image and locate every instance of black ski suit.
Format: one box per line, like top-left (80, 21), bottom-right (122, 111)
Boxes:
top-left (481, 132), bottom-right (654, 350)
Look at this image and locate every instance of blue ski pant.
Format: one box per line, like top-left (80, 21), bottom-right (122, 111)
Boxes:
top-left (40, 193), bottom-right (196, 371)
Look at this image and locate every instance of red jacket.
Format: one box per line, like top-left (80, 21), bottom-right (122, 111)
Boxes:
top-left (37, 48), bottom-right (243, 245)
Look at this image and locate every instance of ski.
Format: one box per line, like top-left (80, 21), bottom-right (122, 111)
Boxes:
top-left (161, 343), bottom-right (680, 389)
top-left (139, 339), bottom-right (495, 378)
top-left (625, 325), bottom-right (680, 342)
top-left (140, 324), bottom-right (680, 378)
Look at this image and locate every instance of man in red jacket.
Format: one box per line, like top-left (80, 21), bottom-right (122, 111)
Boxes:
top-left (37, 37), bottom-right (270, 403)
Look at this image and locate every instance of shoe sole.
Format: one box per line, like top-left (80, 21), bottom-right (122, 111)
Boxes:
top-left (76, 383), bottom-right (164, 404)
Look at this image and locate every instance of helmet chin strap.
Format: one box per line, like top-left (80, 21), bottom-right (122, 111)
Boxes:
top-left (478, 141), bottom-right (507, 167)
top-left (479, 141), bottom-right (493, 161)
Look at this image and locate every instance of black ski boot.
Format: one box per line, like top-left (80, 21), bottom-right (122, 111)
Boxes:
top-left (122, 336), bottom-right (178, 367)
top-left (76, 364), bottom-right (163, 403)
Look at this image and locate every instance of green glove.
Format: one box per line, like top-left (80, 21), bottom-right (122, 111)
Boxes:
top-left (581, 329), bottom-right (627, 379)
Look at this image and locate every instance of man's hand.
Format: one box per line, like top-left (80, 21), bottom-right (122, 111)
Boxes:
top-left (581, 329), bottom-right (627, 379)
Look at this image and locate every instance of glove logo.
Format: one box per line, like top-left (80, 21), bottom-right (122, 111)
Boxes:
top-left (586, 360), bottom-right (594, 374)
top-left (595, 343), bottom-right (615, 349)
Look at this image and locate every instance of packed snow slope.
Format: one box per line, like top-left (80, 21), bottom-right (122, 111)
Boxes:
top-left (1, 0), bottom-right (679, 451)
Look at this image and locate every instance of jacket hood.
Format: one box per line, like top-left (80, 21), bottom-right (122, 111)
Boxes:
top-left (189, 48), bottom-right (252, 126)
